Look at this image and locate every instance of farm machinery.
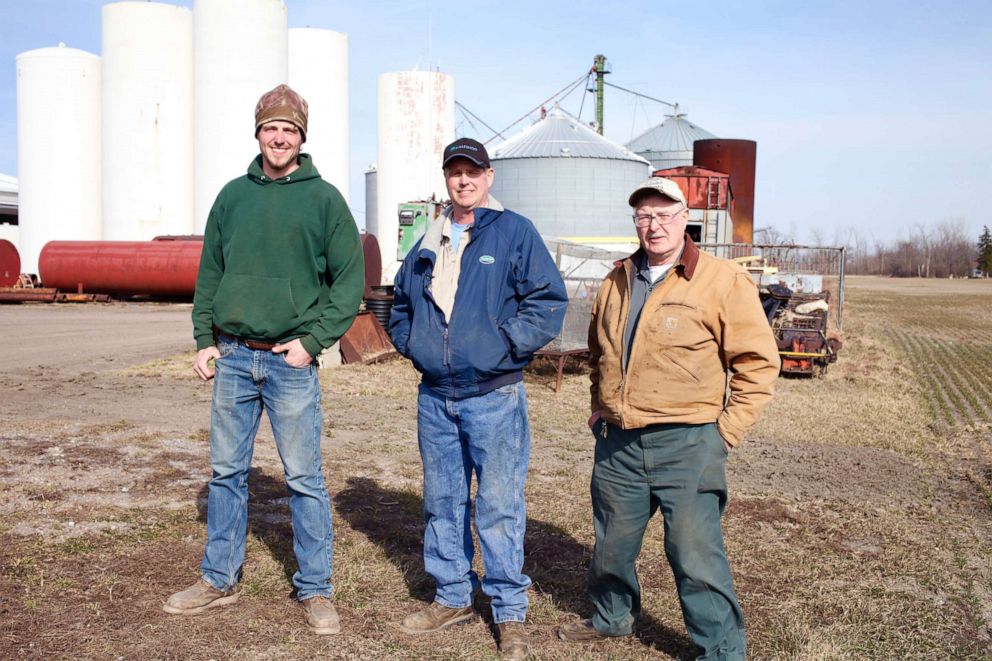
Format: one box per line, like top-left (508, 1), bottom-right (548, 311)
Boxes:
top-left (738, 256), bottom-right (843, 378)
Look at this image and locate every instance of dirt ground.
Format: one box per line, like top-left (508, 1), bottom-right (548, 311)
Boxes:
top-left (1, 280), bottom-right (990, 660)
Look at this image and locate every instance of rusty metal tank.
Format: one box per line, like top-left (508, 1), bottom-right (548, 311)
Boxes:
top-left (0, 239), bottom-right (20, 287)
top-left (39, 240), bottom-right (203, 296)
top-left (39, 233), bottom-right (380, 298)
top-left (693, 139), bottom-right (756, 243)
top-left (360, 231), bottom-right (382, 298)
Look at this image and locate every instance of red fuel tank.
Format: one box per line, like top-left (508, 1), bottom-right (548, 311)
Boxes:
top-left (39, 240), bottom-right (203, 296)
top-left (0, 239), bottom-right (20, 287)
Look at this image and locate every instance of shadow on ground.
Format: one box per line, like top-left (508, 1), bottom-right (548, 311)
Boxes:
top-left (334, 475), bottom-right (696, 659)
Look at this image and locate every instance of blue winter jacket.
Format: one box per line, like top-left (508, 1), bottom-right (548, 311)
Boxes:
top-left (389, 201), bottom-right (567, 399)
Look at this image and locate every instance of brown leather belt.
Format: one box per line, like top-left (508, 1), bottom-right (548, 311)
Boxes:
top-left (239, 337), bottom-right (278, 351)
top-left (214, 326), bottom-right (279, 351)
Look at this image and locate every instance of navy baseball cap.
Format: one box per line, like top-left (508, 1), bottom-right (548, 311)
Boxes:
top-left (442, 138), bottom-right (491, 168)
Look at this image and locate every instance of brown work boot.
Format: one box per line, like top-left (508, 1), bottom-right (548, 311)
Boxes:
top-left (302, 595), bottom-right (341, 635)
top-left (398, 601), bottom-right (475, 634)
top-left (162, 579), bottom-right (238, 614)
top-left (497, 622), bottom-right (531, 659)
top-left (556, 618), bottom-right (610, 642)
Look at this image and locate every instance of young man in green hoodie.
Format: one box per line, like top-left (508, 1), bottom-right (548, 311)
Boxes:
top-left (163, 84), bottom-right (364, 636)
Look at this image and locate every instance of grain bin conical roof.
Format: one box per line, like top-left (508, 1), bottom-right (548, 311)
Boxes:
top-left (491, 105), bottom-right (649, 163)
top-left (626, 109), bottom-right (717, 170)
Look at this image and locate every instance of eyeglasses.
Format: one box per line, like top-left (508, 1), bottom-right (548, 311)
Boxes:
top-left (444, 166), bottom-right (487, 179)
top-left (632, 206), bottom-right (685, 228)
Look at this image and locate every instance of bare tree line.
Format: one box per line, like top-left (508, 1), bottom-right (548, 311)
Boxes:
top-left (755, 219), bottom-right (981, 278)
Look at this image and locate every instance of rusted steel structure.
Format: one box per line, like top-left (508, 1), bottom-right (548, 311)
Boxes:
top-left (653, 165), bottom-right (734, 247)
top-left (0, 239), bottom-right (20, 287)
top-left (39, 240), bottom-right (202, 296)
top-left (654, 165), bottom-right (731, 209)
top-left (693, 139), bottom-right (756, 244)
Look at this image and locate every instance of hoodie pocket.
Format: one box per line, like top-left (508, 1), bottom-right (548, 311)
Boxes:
top-left (213, 273), bottom-right (298, 337)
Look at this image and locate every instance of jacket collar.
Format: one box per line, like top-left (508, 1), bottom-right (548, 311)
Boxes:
top-left (439, 195), bottom-right (504, 225)
top-left (617, 234), bottom-right (700, 282)
top-left (420, 196), bottom-right (505, 260)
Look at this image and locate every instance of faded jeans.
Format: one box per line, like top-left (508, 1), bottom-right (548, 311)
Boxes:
top-left (416, 381), bottom-right (532, 624)
top-left (588, 421), bottom-right (745, 660)
top-left (200, 336), bottom-right (333, 601)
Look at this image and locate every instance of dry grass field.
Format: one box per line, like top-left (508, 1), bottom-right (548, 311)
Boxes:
top-left (1, 276), bottom-right (990, 660)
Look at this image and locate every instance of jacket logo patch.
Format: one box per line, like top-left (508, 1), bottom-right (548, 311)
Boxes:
top-left (664, 316), bottom-right (679, 330)
top-left (479, 255), bottom-right (495, 265)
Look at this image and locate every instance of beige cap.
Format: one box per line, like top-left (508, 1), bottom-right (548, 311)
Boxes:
top-left (254, 84), bottom-right (308, 140)
top-left (628, 176), bottom-right (687, 207)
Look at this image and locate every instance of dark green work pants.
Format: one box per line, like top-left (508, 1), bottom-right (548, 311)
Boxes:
top-left (589, 421), bottom-right (745, 661)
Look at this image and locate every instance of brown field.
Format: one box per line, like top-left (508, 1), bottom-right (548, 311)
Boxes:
top-left (1, 276), bottom-right (990, 660)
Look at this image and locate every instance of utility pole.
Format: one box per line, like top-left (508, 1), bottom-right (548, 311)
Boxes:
top-left (593, 54), bottom-right (607, 135)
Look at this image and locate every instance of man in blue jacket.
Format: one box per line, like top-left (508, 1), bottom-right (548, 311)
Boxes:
top-left (389, 138), bottom-right (567, 659)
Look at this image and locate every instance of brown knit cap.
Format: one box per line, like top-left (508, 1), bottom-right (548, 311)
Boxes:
top-left (254, 84), bottom-right (308, 140)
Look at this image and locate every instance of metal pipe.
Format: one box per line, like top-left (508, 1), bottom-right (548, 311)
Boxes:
top-left (838, 246), bottom-right (846, 331)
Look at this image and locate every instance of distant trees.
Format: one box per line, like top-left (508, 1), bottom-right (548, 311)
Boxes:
top-left (978, 226), bottom-right (992, 276)
top-left (759, 219), bottom-right (981, 278)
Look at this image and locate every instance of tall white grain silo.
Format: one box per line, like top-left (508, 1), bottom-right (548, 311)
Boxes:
top-left (288, 27), bottom-right (348, 202)
top-left (375, 71), bottom-right (454, 280)
top-left (193, 0), bottom-right (288, 232)
top-left (16, 45), bottom-right (102, 276)
top-left (102, 2), bottom-right (194, 240)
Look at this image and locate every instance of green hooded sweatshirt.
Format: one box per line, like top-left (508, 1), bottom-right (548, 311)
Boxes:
top-left (192, 154), bottom-right (364, 357)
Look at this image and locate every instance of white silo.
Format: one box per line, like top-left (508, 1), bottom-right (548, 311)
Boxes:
top-left (16, 45), bottom-right (102, 276)
top-left (375, 71), bottom-right (454, 281)
top-left (489, 105), bottom-right (650, 240)
top-left (102, 2), bottom-right (194, 240)
top-left (288, 27), bottom-right (349, 202)
top-left (193, 0), bottom-right (288, 232)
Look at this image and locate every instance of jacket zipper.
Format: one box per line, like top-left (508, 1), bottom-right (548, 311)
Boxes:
top-left (422, 264), bottom-right (453, 384)
top-left (618, 263), bottom-right (632, 429)
top-left (618, 264), bottom-right (676, 428)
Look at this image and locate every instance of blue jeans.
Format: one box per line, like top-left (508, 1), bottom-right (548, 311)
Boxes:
top-left (416, 381), bottom-right (532, 624)
top-left (589, 422), bottom-right (745, 661)
top-left (200, 336), bottom-right (333, 601)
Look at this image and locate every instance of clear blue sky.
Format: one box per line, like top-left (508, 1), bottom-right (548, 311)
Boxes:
top-left (1, 0), bottom-right (990, 244)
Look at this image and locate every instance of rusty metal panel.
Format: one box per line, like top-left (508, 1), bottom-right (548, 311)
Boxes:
top-left (693, 140), bottom-right (756, 243)
top-left (339, 311), bottom-right (398, 364)
top-left (38, 240), bottom-right (203, 297)
top-left (0, 239), bottom-right (19, 287)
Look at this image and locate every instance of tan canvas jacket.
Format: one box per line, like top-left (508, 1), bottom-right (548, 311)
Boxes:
top-left (588, 237), bottom-right (780, 446)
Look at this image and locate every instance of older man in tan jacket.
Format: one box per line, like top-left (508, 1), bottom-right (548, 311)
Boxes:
top-left (557, 177), bottom-right (779, 660)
